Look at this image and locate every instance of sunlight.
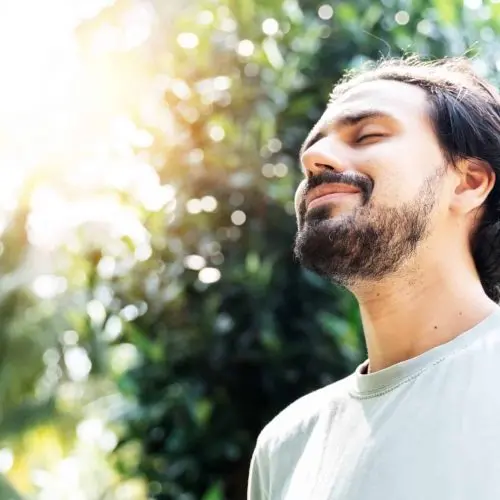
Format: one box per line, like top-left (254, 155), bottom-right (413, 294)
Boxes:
top-left (0, 1), bottom-right (79, 167)
top-left (0, 0), bottom-right (159, 224)
top-left (2, 1), bottom-right (164, 497)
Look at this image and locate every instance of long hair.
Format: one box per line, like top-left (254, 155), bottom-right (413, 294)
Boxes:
top-left (329, 56), bottom-right (500, 301)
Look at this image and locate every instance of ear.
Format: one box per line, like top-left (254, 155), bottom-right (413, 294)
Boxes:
top-left (450, 158), bottom-right (495, 216)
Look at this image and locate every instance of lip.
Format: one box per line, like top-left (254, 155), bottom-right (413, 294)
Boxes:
top-left (306, 183), bottom-right (361, 210)
top-left (307, 192), bottom-right (359, 210)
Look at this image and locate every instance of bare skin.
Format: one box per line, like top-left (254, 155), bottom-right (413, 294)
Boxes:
top-left (357, 251), bottom-right (497, 373)
top-left (296, 79), bottom-right (497, 373)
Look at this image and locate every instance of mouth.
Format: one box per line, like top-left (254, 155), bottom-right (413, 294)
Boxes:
top-left (307, 192), bottom-right (359, 210)
top-left (306, 183), bottom-right (361, 210)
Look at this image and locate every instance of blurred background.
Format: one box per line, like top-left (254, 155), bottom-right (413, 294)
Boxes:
top-left (0, 0), bottom-right (499, 498)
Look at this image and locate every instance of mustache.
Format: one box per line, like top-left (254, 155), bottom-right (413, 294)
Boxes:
top-left (297, 171), bottom-right (373, 225)
top-left (305, 170), bottom-right (373, 203)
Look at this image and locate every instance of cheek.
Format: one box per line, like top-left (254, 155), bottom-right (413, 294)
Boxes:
top-left (370, 171), bottom-right (416, 206)
top-left (359, 132), bottom-right (445, 206)
top-left (366, 151), bottom-right (433, 206)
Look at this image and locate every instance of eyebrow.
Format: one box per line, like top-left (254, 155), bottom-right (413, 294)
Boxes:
top-left (299, 109), bottom-right (394, 157)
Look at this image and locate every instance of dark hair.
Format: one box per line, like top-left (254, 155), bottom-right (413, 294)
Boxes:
top-left (329, 56), bottom-right (500, 302)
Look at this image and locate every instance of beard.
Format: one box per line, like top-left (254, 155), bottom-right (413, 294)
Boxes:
top-left (293, 169), bottom-right (444, 288)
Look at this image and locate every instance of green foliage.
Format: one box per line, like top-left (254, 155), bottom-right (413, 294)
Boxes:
top-left (0, 476), bottom-right (24, 500)
top-left (101, 0), bottom-right (500, 498)
top-left (2, 0), bottom-right (500, 498)
top-left (106, 0), bottom-right (496, 498)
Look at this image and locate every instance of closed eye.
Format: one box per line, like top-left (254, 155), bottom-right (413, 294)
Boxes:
top-left (356, 133), bottom-right (387, 144)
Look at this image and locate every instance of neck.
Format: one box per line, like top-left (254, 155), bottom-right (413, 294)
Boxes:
top-left (352, 261), bottom-right (497, 374)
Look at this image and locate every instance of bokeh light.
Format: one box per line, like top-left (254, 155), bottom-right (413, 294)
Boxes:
top-left (318, 5), bottom-right (334, 20)
top-left (262, 18), bottom-right (280, 36)
top-left (395, 11), bottom-right (410, 25)
top-left (237, 39), bottom-right (255, 57)
top-left (2, 0), bottom-right (500, 498)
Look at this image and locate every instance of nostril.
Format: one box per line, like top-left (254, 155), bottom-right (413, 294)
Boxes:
top-left (315, 162), bottom-right (336, 172)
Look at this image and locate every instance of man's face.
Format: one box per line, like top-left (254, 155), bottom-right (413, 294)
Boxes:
top-left (293, 79), bottom-right (448, 287)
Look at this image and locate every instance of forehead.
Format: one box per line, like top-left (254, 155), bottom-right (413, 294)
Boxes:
top-left (323, 79), bottom-right (431, 127)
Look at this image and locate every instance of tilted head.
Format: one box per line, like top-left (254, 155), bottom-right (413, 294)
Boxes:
top-left (293, 56), bottom-right (500, 300)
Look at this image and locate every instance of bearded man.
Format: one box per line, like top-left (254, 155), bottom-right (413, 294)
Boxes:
top-left (247, 56), bottom-right (500, 500)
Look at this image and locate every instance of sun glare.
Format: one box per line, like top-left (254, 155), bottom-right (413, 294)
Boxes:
top-left (0, 0), bottom-right (169, 258)
top-left (2, 1), bottom-right (164, 495)
top-left (0, 1), bottom-right (79, 167)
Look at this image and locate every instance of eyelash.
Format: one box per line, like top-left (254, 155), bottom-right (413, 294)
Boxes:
top-left (304, 131), bottom-right (386, 152)
top-left (356, 133), bottom-right (386, 144)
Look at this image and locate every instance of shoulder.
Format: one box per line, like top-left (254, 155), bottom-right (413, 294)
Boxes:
top-left (256, 374), bottom-right (353, 454)
top-left (248, 377), bottom-right (354, 500)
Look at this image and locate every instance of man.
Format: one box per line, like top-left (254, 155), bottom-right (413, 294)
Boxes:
top-left (247, 56), bottom-right (500, 499)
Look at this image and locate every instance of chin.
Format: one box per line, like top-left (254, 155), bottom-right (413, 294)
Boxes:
top-left (303, 208), bottom-right (354, 230)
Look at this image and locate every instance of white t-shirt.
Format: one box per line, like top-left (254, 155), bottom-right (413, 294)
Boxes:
top-left (247, 307), bottom-right (500, 500)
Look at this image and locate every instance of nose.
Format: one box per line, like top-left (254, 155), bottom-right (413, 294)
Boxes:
top-left (300, 137), bottom-right (347, 178)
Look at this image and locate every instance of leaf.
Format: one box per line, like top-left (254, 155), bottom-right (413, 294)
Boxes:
top-left (262, 38), bottom-right (284, 70)
top-left (125, 323), bottom-right (164, 362)
top-left (0, 475), bottom-right (24, 500)
top-left (335, 2), bottom-right (358, 23)
top-left (245, 252), bottom-right (260, 274)
top-left (0, 398), bottom-right (57, 440)
top-left (202, 481), bottom-right (224, 500)
top-left (194, 399), bottom-right (213, 427)
top-left (232, 0), bottom-right (255, 26)
top-left (362, 4), bottom-right (383, 30)
top-left (433, 0), bottom-right (457, 24)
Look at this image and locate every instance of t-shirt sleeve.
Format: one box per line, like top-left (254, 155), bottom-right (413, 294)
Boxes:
top-left (247, 436), bottom-right (270, 500)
